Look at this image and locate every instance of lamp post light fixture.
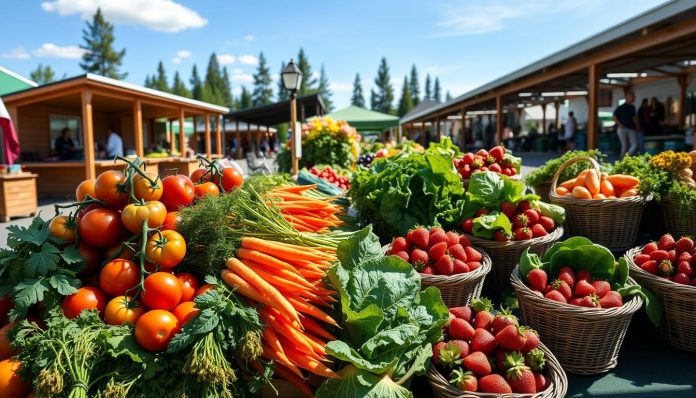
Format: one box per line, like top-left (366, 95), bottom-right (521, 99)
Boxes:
top-left (282, 59), bottom-right (303, 175)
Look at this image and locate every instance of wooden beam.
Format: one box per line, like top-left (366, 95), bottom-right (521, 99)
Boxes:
top-left (235, 120), bottom-right (242, 159)
top-left (133, 100), bottom-right (144, 157)
top-left (215, 115), bottom-right (223, 156)
top-left (541, 103), bottom-right (547, 135)
top-left (204, 113), bottom-right (211, 158)
top-left (435, 117), bottom-right (441, 141)
top-left (496, 95), bottom-right (503, 145)
top-left (587, 64), bottom-right (600, 150)
top-left (81, 90), bottom-right (95, 179)
top-left (677, 74), bottom-right (690, 130)
top-left (168, 119), bottom-right (175, 154)
top-left (178, 108), bottom-right (186, 158)
top-left (554, 101), bottom-right (560, 129)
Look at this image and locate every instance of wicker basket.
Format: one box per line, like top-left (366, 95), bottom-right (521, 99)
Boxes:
top-left (464, 227), bottom-right (563, 291)
top-left (426, 341), bottom-right (568, 398)
top-left (625, 246), bottom-right (696, 352)
top-left (532, 181), bottom-right (552, 203)
top-left (511, 267), bottom-right (643, 374)
top-left (549, 156), bottom-right (652, 251)
top-left (660, 195), bottom-right (696, 237)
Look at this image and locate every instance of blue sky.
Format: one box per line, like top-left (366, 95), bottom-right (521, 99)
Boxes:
top-left (0, 0), bottom-right (665, 109)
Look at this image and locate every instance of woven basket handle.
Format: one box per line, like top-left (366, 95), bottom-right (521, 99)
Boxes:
top-left (549, 156), bottom-right (601, 198)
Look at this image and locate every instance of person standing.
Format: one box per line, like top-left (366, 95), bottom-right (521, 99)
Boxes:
top-left (55, 127), bottom-right (78, 160)
top-left (612, 92), bottom-right (639, 157)
top-left (562, 111), bottom-right (577, 150)
top-left (105, 128), bottom-right (124, 158)
top-left (637, 98), bottom-right (650, 153)
top-left (648, 97), bottom-right (664, 136)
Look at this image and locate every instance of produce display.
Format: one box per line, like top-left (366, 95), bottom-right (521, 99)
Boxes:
top-left (454, 145), bottom-right (521, 179)
top-left (524, 150), bottom-right (606, 188)
top-left (308, 165), bottom-right (351, 190)
top-left (554, 169), bottom-right (640, 199)
top-left (632, 234), bottom-right (696, 286)
top-left (387, 226), bottom-right (483, 275)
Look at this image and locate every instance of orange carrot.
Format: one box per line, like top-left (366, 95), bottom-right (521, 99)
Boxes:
top-left (301, 332), bottom-right (327, 357)
top-left (585, 169), bottom-right (600, 195)
top-left (274, 364), bottom-right (313, 398)
top-left (287, 296), bottom-right (339, 327)
top-left (572, 186), bottom-right (592, 199)
top-left (291, 214), bottom-right (338, 228)
top-left (240, 260), bottom-right (309, 294)
top-left (242, 237), bottom-right (333, 262)
top-left (273, 184), bottom-right (316, 193)
top-left (221, 270), bottom-right (270, 306)
top-left (301, 316), bottom-right (337, 341)
top-left (600, 178), bottom-right (615, 197)
top-left (237, 256), bottom-right (315, 289)
top-left (261, 329), bottom-right (304, 378)
top-left (283, 343), bottom-right (337, 378)
top-left (299, 269), bottom-right (326, 280)
top-left (259, 307), bottom-right (315, 355)
top-left (236, 248), bottom-right (299, 275)
top-left (606, 174), bottom-right (640, 190)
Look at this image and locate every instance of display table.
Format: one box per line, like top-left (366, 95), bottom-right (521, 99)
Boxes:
top-left (0, 172), bottom-right (38, 222)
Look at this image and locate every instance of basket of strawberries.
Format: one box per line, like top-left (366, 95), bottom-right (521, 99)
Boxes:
top-left (458, 172), bottom-right (565, 290)
top-left (549, 156), bottom-right (651, 251)
top-left (454, 146), bottom-right (522, 187)
top-left (626, 233), bottom-right (696, 352)
top-left (386, 227), bottom-right (491, 307)
top-left (426, 298), bottom-right (568, 398)
top-left (510, 237), bottom-right (654, 374)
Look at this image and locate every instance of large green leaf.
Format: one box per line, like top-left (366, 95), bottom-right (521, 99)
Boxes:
top-left (326, 340), bottom-right (396, 373)
top-left (336, 226), bottom-right (385, 270)
top-left (27, 244), bottom-right (61, 275)
top-left (519, 248), bottom-right (544, 284)
top-left (467, 172), bottom-right (504, 207)
top-left (548, 245), bottom-right (616, 280)
top-left (472, 212), bottom-right (512, 239)
top-left (315, 366), bottom-right (413, 398)
top-left (542, 236), bottom-right (594, 262)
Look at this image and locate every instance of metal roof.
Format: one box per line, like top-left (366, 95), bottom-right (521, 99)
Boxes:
top-left (401, 0), bottom-right (696, 124)
top-left (225, 93), bottom-right (325, 125)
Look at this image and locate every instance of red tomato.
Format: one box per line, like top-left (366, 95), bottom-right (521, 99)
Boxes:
top-left (195, 284), bottom-right (215, 297)
top-left (194, 182), bottom-right (220, 199)
top-left (78, 208), bottom-right (123, 248)
top-left (62, 287), bottom-right (107, 319)
top-left (48, 215), bottom-right (75, 243)
top-left (171, 301), bottom-right (200, 325)
top-left (0, 296), bottom-right (11, 326)
top-left (104, 243), bottom-right (135, 261)
top-left (177, 273), bottom-right (200, 302)
top-left (190, 168), bottom-right (215, 184)
top-left (145, 230), bottom-right (186, 269)
top-left (133, 172), bottom-right (163, 202)
top-left (219, 167), bottom-right (243, 192)
top-left (76, 178), bottom-right (96, 202)
top-left (99, 259), bottom-right (140, 297)
top-left (94, 170), bottom-right (128, 208)
top-left (161, 212), bottom-right (181, 231)
top-left (0, 322), bottom-right (18, 359)
top-left (104, 296), bottom-right (146, 325)
top-left (0, 358), bottom-right (28, 397)
top-left (141, 272), bottom-right (182, 310)
top-left (134, 310), bottom-right (180, 352)
top-left (77, 243), bottom-right (102, 276)
top-left (160, 175), bottom-right (195, 211)
top-left (120, 201), bottom-right (167, 233)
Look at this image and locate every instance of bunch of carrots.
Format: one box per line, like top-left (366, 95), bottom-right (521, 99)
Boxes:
top-left (555, 169), bottom-right (640, 200)
top-left (221, 236), bottom-right (338, 397)
top-left (267, 184), bottom-right (344, 233)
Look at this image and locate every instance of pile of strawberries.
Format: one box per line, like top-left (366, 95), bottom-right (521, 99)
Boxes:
top-left (525, 266), bottom-right (623, 308)
top-left (308, 166), bottom-right (350, 190)
top-left (387, 227), bottom-right (484, 275)
top-left (633, 234), bottom-right (696, 286)
top-left (461, 200), bottom-right (557, 242)
top-left (454, 146), bottom-right (518, 180)
top-left (434, 299), bottom-right (550, 394)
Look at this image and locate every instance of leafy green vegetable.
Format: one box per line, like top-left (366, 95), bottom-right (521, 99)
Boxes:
top-left (461, 172), bottom-right (540, 219)
top-left (472, 212), bottom-right (512, 239)
top-left (318, 227), bottom-right (448, 398)
top-left (524, 149), bottom-right (606, 187)
top-left (610, 153), bottom-right (670, 201)
top-left (536, 201), bottom-right (566, 225)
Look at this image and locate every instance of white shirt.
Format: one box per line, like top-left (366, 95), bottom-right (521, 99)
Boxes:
top-left (564, 117), bottom-right (576, 139)
top-left (105, 132), bottom-right (123, 157)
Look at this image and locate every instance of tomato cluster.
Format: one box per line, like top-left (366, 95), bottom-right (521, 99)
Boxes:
top-left (454, 146), bottom-right (517, 179)
top-left (308, 166), bottom-right (350, 190)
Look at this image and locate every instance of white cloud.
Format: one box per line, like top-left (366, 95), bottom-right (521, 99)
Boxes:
top-left (217, 54), bottom-right (236, 65)
top-left (172, 58), bottom-right (182, 64)
top-left (1, 48), bottom-right (30, 60)
top-left (243, 35), bottom-right (256, 42)
top-left (33, 43), bottom-right (86, 59)
top-left (232, 87), bottom-right (242, 96)
top-left (176, 50), bottom-right (191, 59)
top-left (230, 71), bottom-right (253, 84)
top-left (232, 68), bottom-right (244, 74)
top-left (330, 82), bottom-right (352, 93)
top-left (41, 0), bottom-right (207, 32)
top-left (435, 0), bottom-right (600, 36)
top-left (238, 55), bottom-right (258, 65)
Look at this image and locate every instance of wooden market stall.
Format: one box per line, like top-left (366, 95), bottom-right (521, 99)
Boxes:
top-left (1, 74), bottom-right (229, 198)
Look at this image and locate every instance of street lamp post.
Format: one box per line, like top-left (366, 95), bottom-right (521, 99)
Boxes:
top-left (281, 59), bottom-right (303, 176)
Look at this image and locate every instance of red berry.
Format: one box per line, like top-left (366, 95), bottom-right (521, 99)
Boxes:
top-left (514, 227), bottom-right (533, 241)
top-left (449, 306), bottom-right (473, 322)
top-left (428, 241), bottom-right (449, 262)
top-left (448, 244), bottom-right (467, 262)
top-left (500, 201), bottom-right (517, 218)
top-left (463, 351), bottom-right (492, 376)
top-left (642, 242), bottom-right (658, 254)
top-left (446, 231), bottom-right (460, 246)
top-left (461, 218), bottom-right (474, 234)
top-left (394, 251), bottom-right (409, 262)
top-left (591, 280), bottom-right (611, 298)
top-left (408, 227), bottom-right (430, 248)
top-left (471, 328), bottom-right (498, 354)
top-left (658, 234), bottom-right (676, 251)
top-left (468, 261), bottom-right (482, 271)
top-left (391, 236), bottom-right (408, 253)
top-left (574, 280), bottom-right (596, 297)
top-left (530, 224), bottom-right (548, 238)
top-left (599, 291), bottom-right (623, 308)
top-left (494, 230), bottom-right (511, 242)
top-left (410, 249), bottom-right (429, 269)
top-left (576, 270), bottom-right (592, 283)
top-left (435, 255), bottom-right (455, 275)
top-left (464, 246), bottom-right (482, 262)
top-left (517, 200), bottom-right (532, 212)
top-left (633, 254), bottom-right (650, 266)
top-left (552, 280), bottom-right (573, 300)
top-left (538, 216), bottom-right (555, 232)
top-left (557, 266), bottom-right (576, 288)
top-left (545, 290), bottom-right (567, 303)
top-left (476, 208), bottom-right (491, 217)
top-left (673, 273), bottom-right (692, 285)
top-left (527, 269), bottom-right (547, 292)
top-left (677, 261), bottom-right (695, 278)
top-left (452, 259), bottom-right (470, 274)
top-left (640, 260), bottom-right (658, 274)
top-left (676, 237), bottom-right (695, 253)
top-left (421, 265), bottom-right (435, 275)
top-left (523, 209), bottom-right (540, 225)
top-left (458, 235), bottom-right (471, 247)
top-left (513, 214), bottom-right (529, 228)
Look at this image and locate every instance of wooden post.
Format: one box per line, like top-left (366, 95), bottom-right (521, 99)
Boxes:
top-left (435, 117), bottom-right (441, 141)
top-left (168, 119), bottom-right (175, 154)
top-left (291, 96), bottom-right (299, 175)
top-left (554, 101), bottom-right (560, 129)
top-left (541, 103), bottom-right (547, 135)
top-left (460, 107), bottom-right (466, 150)
top-left (204, 113), bottom-right (211, 158)
top-left (235, 120), bottom-right (242, 159)
top-left (496, 95), bottom-right (503, 145)
top-left (677, 74), bottom-right (689, 130)
top-left (81, 90), bottom-right (95, 179)
top-left (255, 126), bottom-right (261, 155)
top-left (133, 100), bottom-right (143, 156)
top-left (178, 108), bottom-right (186, 158)
top-left (216, 115), bottom-right (223, 156)
top-left (587, 64), bottom-right (599, 150)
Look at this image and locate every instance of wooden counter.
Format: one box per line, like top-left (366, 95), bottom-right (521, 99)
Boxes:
top-left (0, 173), bottom-right (38, 222)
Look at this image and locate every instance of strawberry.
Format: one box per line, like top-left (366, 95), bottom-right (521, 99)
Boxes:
top-left (669, 250), bottom-right (677, 263)
top-left (506, 358), bottom-right (536, 393)
top-left (545, 290), bottom-right (567, 303)
top-left (463, 351), bottom-right (492, 375)
top-left (678, 251), bottom-right (692, 265)
top-left (439, 342), bottom-right (465, 368)
top-left (633, 253), bottom-right (651, 266)
top-left (432, 341), bottom-right (448, 366)
top-left (576, 270), bottom-right (592, 283)
top-left (642, 241), bottom-right (658, 254)
top-left (471, 328), bottom-right (497, 354)
top-left (514, 227), bottom-right (533, 241)
top-left (658, 260), bottom-right (674, 276)
top-left (677, 261), bottom-right (695, 277)
top-left (538, 216), bottom-right (555, 232)
top-left (527, 269), bottom-right (547, 292)
top-left (462, 152), bottom-right (475, 165)
top-left (449, 369), bottom-right (477, 392)
top-left (468, 261), bottom-right (482, 271)
top-left (491, 307), bottom-right (518, 333)
top-left (448, 244), bottom-right (467, 262)
top-left (394, 251), bottom-right (410, 262)
top-left (530, 224), bottom-right (548, 238)
top-left (552, 279), bottom-right (573, 301)
top-left (446, 231), bottom-right (460, 246)
top-left (574, 279), bottom-right (596, 297)
top-left (676, 236), bottom-right (695, 253)
top-left (513, 214), bottom-right (529, 228)
top-left (408, 227), bottom-right (430, 248)
top-left (650, 250), bottom-right (670, 262)
top-left (534, 372), bottom-right (548, 391)
top-left (525, 347), bottom-right (546, 372)
top-left (391, 237), bottom-right (408, 253)
top-left (500, 201), bottom-right (517, 218)
top-left (449, 306), bottom-right (473, 322)
top-left (464, 246), bottom-right (482, 262)
top-left (495, 325), bottom-right (528, 351)
top-left (429, 227), bottom-right (446, 237)
top-left (461, 218), bottom-right (474, 234)
top-left (558, 266), bottom-right (576, 288)
top-left (569, 297), bottom-right (584, 306)
top-left (489, 145), bottom-right (505, 162)
top-left (579, 294), bottom-right (600, 308)
top-left (448, 340), bottom-right (470, 359)
top-left (458, 235), bottom-right (471, 247)
top-left (476, 149), bottom-right (489, 158)
top-left (673, 273), bottom-right (691, 285)
top-left (599, 291), bottom-right (623, 308)
top-left (428, 241), bottom-right (449, 262)
top-left (494, 230), bottom-right (511, 242)
top-left (450, 318), bottom-right (476, 340)
top-left (640, 260), bottom-right (658, 274)
top-left (452, 259), bottom-right (470, 274)
top-left (474, 311), bottom-right (494, 330)
top-left (476, 208), bottom-right (491, 217)
top-left (471, 297), bottom-right (493, 313)
top-left (459, 164), bottom-right (472, 179)
top-left (410, 249), bottom-right (429, 269)
top-left (592, 280), bottom-right (611, 298)
top-left (523, 209), bottom-right (540, 225)
top-left (429, 230), bottom-right (449, 246)
top-left (517, 200), bottom-right (532, 212)
top-left (479, 374), bottom-right (512, 394)
top-left (521, 328), bottom-right (540, 352)
top-left (658, 234), bottom-right (676, 251)
top-left (435, 255), bottom-right (455, 275)
top-left (496, 348), bottom-right (512, 371)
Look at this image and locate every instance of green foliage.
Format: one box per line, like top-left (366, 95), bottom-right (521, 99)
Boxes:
top-left (371, 57), bottom-right (395, 114)
top-left (30, 64), bottom-right (55, 85)
top-left (276, 61), bottom-right (289, 102)
top-left (351, 73), bottom-right (366, 107)
top-left (203, 53), bottom-right (229, 106)
top-left (151, 60), bottom-right (170, 92)
top-left (398, 76), bottom-right (414, 117)
top-left (668, 180), bottom-right (696, 218)
top-left (171, 71), bottom-right (192, 98)
top-left (523, 150), bottom-right (606, 187)
top-left (80, 8), bottom-right (127, 79)
top-left (297, 48), bottom-right (317, 95)
top-left (190, 64), bottom-right (205, 100)
top-left (252, 52), bottom-right (273, 107)
top-left (409, 65), bottom-right (420, 106)
top-left (610, 153), bottom-right (670, 201)
top-left (237, 86), bottom-right (253, 110)
top-left (277, 120), bottom-right (358, 172)
top-left (424, 74), bottom-right (432, 101)
top-left (317, 64), bottom-right (333, 111)
top-left (433, 77), bottom-right (441, 102)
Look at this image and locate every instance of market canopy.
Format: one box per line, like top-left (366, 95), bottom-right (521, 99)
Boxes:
top-left (224, 94), bottom-right (325, 125)
top-left (325, 105), bottom-right (399, 132)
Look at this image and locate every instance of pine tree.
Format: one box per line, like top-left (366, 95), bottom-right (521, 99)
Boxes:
top-left (79, 8), bottom-right (127, 79)
top-left (203, 53), bottom-right (225, 105)
top-left (221, 67), bottom-right (233, 107)
top-left (171, 71), bottom-right (191, 98)
top-left (238, 86), bottom-right (253, 109)
top-left (409, 65), bottom-right (420, 106)
top-left (370, 89), bottom-right (378, 111)
top-left (144, 74), bottom-right (153, 88)
top-left (277, 61), bottom-right (289, 102)
top-left (252, 52), bottom-right (273, 106)
top-left (190, 65), bottom-right (204, 100)
top-left (316, 65), bottom-right (333, 111)
top-left (296, 48), bottom-right (317, 95)
top-left (424, 74), bottom-right (432, 101)
top-left (433, 77), bottom-right (441, 102)
top-left (372, 57), bottom-right (395, 114)
top-left (30, 64), bottom-right (56, 85)
top-left (446, 91), bottom-right (453, 101)
top-left (152, 61), bottom-right (169, 92)
top-left (351, 73), bottom-right (365, 107)
top-left (398, 76), bottom-right (414, 117)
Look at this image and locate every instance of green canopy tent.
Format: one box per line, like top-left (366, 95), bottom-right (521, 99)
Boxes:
top-left (324, 105), bottom-right (399, 133)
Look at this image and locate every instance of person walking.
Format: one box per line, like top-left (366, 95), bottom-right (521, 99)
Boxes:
top-left (562, 111), bottom-right (577, 151)
top-left (613, 92), bottom-right (639, 157)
